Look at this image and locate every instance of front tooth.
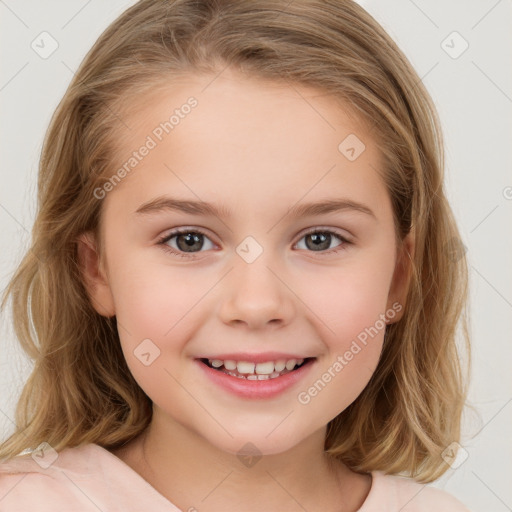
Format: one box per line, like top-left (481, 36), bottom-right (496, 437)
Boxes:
top-left (255, 361), bottom-right (275, 375)
top-left (224, 360), bottom-right (237, 370)
top-left (274, 360), bottom-right (286, 372)
top-left (285, 359), bottom-right (297, 370)
top-left (211, 359), bottom-right (223, 368)
top-left (237, 361), bottom-right (255, 374)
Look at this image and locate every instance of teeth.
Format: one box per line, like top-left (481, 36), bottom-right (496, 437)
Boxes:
top-left (255, 361), bottom-right (275, 375)
top-left (225, 370), bottom-right (291, 380)
top-left (237, 361), bottom-right (255, 374)
top-left (224, 360), bottom-right (237, 370)
top-left (274, 359), bottom-right (286, 372)
top-left (207, 357), bottom-right (308, 376)
top-left (285, 359), bottom-right (297, 370)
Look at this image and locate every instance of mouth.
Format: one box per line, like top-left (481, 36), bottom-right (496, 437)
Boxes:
top-left (198, 357), bottom-right (315, 380)
top-left (195, 356), bottom-right (317, 399)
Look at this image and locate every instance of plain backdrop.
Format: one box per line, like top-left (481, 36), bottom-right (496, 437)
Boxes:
top-left (1, 1), bottom-right (511, 510)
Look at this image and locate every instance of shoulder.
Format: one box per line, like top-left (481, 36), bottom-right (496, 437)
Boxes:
top-left (0, 442), bottom-right (179, 512)
top-left (360, 471), bottom-right (472, 512)
top-left (0, 470), bottom-right (79, 512)
top-left (0, 443), bottom-right (113, 511)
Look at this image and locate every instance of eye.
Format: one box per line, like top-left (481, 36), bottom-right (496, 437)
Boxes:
top-left (157, 228), bottom-right (215, 259)
top-left (295, 229), bottom-right (351, 256)
top-left (157, 227), bottom-right (351, 259)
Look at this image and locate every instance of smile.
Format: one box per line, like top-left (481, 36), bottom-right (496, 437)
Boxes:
top-left (196, 356), bottom-right (317, 399)
top-left (201, 357), bottom-right (312, 380)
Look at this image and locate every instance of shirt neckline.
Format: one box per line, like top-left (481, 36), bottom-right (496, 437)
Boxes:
top-left (89, 443), bottom-right (380, 511)
top-left (89, 443), bottom-right (181, 510)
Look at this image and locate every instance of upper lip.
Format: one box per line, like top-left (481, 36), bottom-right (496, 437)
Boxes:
top-left (196, 352), bottom-right (315, 364)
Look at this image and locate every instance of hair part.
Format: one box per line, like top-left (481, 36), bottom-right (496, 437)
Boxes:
top-left (1, 0), bottom-right (472, 482)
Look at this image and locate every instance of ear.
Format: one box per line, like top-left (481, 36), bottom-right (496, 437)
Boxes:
top-left (76, 231), bottom-right (116, 318)
top-left (385, 229), bottom-right (415, 324)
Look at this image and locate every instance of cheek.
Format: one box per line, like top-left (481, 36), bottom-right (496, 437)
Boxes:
top-left (110, 268), bottom-right (197, 412)
top-left (109, 251), bottom-right (201, 334)
top-left (107, 257), bottom-right (203, 381)
top-left (293, 255), bottom-right (393, 413)
top-left (299, 254), bottom-right (394, 344)
top-left (296, 278), bottom-right (388, 425)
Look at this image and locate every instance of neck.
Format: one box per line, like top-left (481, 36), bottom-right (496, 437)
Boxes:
top-left (115, 409), bottom-right (371, 512)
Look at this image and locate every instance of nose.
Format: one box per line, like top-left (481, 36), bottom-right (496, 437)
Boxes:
top-left (217, 254), bottom-right (295, 330)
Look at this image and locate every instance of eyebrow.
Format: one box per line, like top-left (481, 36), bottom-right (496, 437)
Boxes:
top-left (134, 196), bottom-right (376, 220)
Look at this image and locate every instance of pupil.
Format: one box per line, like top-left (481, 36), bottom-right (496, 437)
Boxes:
top-left (307, 232), bottom-right (330, 251)
top-left (178, 232), bottom-right (202, 252)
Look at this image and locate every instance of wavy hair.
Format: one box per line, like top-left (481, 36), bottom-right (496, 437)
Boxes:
top-left (0, 0), bottom-right (472, 482)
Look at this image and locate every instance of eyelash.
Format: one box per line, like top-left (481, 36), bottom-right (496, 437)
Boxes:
top-left (156, 227), bottom-right (352, 259)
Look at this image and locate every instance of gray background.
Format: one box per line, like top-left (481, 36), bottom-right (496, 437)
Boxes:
top-left (1, 1), bottom-right (511, 510)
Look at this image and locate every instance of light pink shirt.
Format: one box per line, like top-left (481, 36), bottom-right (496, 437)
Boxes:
top-left (0, 443), bottom-right (471, 511)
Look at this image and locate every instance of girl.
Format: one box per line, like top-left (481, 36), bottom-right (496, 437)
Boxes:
top-left (0, 0), bottom-right (473, 510)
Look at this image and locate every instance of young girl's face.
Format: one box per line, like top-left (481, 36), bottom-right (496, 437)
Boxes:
top-left (83, 69), bottom-right (410, 456)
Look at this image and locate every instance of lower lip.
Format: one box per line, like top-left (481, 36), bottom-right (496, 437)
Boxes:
top-left (195, 358), bottom-right (316, 399)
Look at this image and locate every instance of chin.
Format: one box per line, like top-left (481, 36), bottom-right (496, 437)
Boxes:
top-left (201, 427), bottom-right (309, 460)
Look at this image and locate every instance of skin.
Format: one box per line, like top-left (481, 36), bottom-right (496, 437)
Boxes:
top-left (78, 68), bottom-right (413, 512)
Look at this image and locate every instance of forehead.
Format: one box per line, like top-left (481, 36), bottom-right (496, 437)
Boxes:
top-left (103, 70), bottom-right (388, 221)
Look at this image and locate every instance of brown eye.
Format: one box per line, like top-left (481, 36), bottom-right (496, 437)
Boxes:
top-left (295, 229), bottom-right (350, 255)
top-left (158, 229), bottom-right (215, 258)
top-left (174, 232), bottom-right (205, 252)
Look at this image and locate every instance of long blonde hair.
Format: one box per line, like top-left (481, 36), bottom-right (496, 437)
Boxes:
top-left (0, 0), bottom-right (472, 482)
